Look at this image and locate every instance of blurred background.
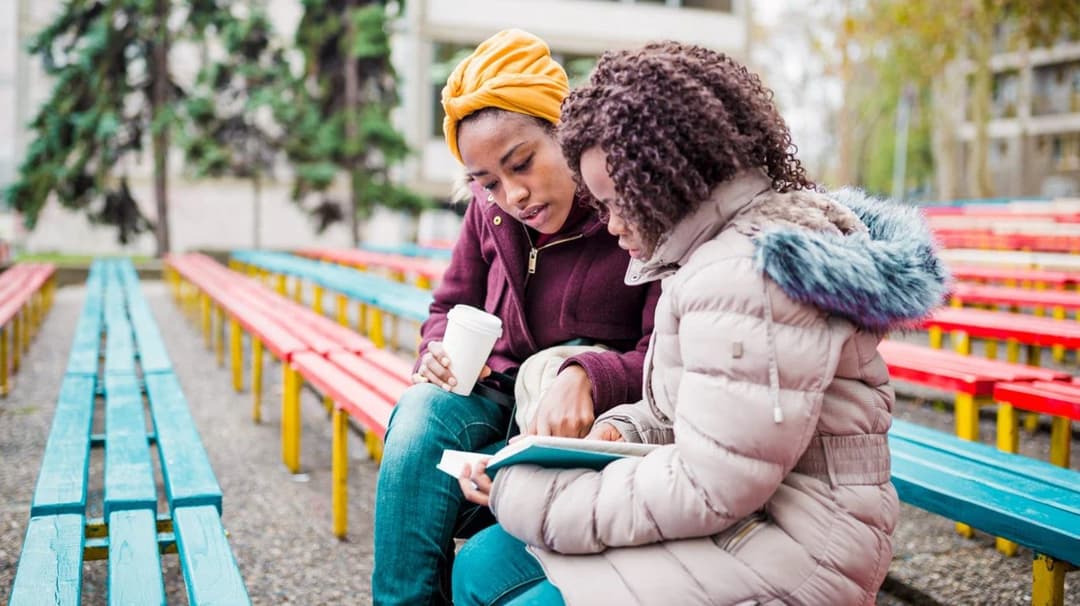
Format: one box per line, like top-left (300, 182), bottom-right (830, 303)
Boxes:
top-left (0, 0), bottom-right (1078, 260)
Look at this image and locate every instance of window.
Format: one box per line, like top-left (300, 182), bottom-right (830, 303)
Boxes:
top-left (430, 42), bottom-right (476, 138)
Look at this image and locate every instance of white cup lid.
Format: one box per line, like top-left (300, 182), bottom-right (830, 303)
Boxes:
top-left (447, 304), bottom-right (503, 337)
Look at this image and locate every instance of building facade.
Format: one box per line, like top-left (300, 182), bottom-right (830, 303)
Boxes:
top-left (390, 0), bottom-right (749, 198)
top-left (956, 30), bottom-right (1080, 198)
top-left (0, 0), bottom-right (749, 254)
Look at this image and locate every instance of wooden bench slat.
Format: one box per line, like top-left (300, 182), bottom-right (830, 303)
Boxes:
top-left (173, 505), bottom-right (252, 606)
top-left (891, 419), bottom-right (1080, 493)
top-left (891, 453), bottom-right (1080, 564)
top-left (8, 514), bottom-right (85, 605)
top-left (890, 437), bottom-right (1079, 516)
top-left (994, 381), bottom-right (1080, 420)
top-left (107, 509), bottom-right (166, 606)
top-left (145, 373), bottom-right (224, 511)
top-left (31, 375), bottom-right (96, 516)
top-left (103, 374), bottom-right (157, 517)
top-left (326, 351), bottom-right (409, 404)
top-left (292, 352), bottom-right (393, 439)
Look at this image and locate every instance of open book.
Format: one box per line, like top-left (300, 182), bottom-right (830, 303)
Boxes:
top-left (438, 435), bottom-right (661, 479)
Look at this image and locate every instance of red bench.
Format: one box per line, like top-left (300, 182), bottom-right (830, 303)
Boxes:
top-left (167, 253), bottom-right (418, 538)
top-left (879, 340), bottom-right (1069, 441)
top-left (0, 263), bottom-right (57, 396)
top-left (947, 265), bottom-right (1075, 290)
top-left (921, 306), bottom-right (1080, 368)
top-left (295, 247), bottom-right (447, 289)
top-left (993, 381), bottom-right (1079, 469)
top-left (949, 282), bottom-right (1080, 363)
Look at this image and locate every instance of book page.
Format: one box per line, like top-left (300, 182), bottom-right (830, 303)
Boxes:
top-left (437, 449), bottom-right (491, 479)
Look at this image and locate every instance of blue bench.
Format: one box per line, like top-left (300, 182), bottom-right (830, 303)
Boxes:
top-left (361, 242), bottom-right (453, 261)
top-left (9, 259), bottom-right (250, 605)
top-left (231, 250), bottom-right (432, 349)
top-left (890, 419), bottom-right (1079, 605)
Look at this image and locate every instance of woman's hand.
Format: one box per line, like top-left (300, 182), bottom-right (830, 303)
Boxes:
top-left (585, 422), bottom-right (624, 442)
top-left (527, 365), bottom-right (595, 438)
top-left (413, 340), bottom-right (491, 390)
top-left (458, 460), bottom-right (494, 506)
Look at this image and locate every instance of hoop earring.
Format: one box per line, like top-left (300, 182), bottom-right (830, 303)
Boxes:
top-left (487, 193), bottom-right (495, 203)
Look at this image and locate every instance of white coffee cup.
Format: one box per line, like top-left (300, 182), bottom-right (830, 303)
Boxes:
top-left (442, 305), bottom-right (504, 396)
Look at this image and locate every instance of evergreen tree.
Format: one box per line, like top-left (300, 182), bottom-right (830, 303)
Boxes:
top-left (180, 6), bottom-right (287, 249)
top-left (4, 0), bottom-right (229, 254)
top-left (280, 0), bottom-right (428, 244)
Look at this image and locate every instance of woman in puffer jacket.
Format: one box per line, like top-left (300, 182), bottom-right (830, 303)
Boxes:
top-left (451, 41), bottom-right (949, 606)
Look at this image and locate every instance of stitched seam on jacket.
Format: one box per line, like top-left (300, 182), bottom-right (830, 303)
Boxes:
top-left (669, 422), bottom-right (760, 520)
top-left (675, 408), bottom-right (792, 471)
top-left (768, 481), bottom-right (844, 604)
top-left (540, 472), bottom-right (560, 551)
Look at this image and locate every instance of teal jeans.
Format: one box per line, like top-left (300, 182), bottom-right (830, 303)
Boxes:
top-left (452, 524), bottom-right (565, 606)
top-left (372, 383), bottom-right (511, 606)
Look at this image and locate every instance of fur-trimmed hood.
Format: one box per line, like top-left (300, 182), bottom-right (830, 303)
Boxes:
top-left (628, 172), bottom-right (948, 332)
top-left (753, 187), bottom-right (949, 331)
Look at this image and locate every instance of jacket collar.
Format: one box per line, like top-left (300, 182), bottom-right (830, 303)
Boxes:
top-left (626, 170), bottom-right (773, 285)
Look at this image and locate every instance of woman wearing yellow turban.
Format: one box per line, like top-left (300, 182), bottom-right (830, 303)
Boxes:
top-left (372, 29), bottom-right (660, 605)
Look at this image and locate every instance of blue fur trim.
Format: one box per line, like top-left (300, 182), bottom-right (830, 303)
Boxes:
top-left (754, 188), bottom-right (949, 331)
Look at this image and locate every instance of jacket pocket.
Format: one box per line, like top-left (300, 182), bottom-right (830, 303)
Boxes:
top-left (712, 511), bottom-right (767, 555)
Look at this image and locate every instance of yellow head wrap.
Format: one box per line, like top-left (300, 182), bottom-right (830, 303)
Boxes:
top-left (441, 29), bottom-right (570, 164)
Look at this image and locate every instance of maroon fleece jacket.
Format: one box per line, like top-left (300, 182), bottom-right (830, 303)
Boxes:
top-left (417, 192), bottom-right (659, 414)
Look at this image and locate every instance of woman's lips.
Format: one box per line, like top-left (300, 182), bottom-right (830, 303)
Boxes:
top-left (520, 204), bottom-right (548, 227)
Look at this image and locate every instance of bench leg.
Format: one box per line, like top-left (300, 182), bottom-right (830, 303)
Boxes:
top-left (995, 401), bottom-right (1020, 556)
top-left (1, 325), bottom-right (8, 397)
top-left (1032, 554), bottom-right (1066, 606)
top-left (356, 302), bottom-right (368, 335)
top-left (952, 330), bottom-right (971, 355)
top-left (1049, 417), bottom-right (1071, 468)
top-left (955, 392), bottom-right (978, 538)
top-left (252, 338), bottom-right (264, 423)
top-left (11, 313), bottom-right (21, 374)
top-left (282, 365), bottom-right (302, 473)
top-left (416, 275), bottom-right (431, 289)
top-left (313, 285), bottom-right (324, 316)
top-left (928, 326), bottom-right (943, 349)
top-left (293, 277), bottom-right (303, 303)
top-left (1006, 338), bottom-right (1021, 363)
top-left (200, 294), bottom-right (212, 349)
top-left (336, 295), bottom-right (349, 327)
top-left (275, 274), bottom-right (287, 296)
top-left (230, 319), bottom-right (243, 392)
top-left (984, 339), bottom-right (998, 360)
top-left (1051, 306), bottom-right (1066, 363)
top-left (370, 308), bottom-right (386, 349)
top-left (391, 317), bottom-right (400, 352)
top-left (366, 430), bottom-right (384, 464)
top-left (332, 406), bottom-right (349, 539)
top-left (215, 306), bottom-right (225, 368)
top-left (323, 395), bottom-right (333, 415)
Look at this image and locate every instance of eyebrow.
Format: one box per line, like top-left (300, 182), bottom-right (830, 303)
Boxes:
top-left (465, 142), bottom-right (526, 178)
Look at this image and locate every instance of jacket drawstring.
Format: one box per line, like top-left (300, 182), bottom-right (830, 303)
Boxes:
top-left (762, 279), bottom-right (783, 423)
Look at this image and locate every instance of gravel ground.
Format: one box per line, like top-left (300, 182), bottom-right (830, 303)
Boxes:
top-left (1, 284), bottom-right (1077, 605)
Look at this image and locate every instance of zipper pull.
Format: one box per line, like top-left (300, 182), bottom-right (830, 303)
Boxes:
top-left (528, 248), bottom-right (538, 274)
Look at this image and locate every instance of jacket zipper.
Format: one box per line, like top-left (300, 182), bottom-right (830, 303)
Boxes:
top-left (714, 511), bottom-right (766, 552)
top-left (522, 224), bottom-right (585, 286)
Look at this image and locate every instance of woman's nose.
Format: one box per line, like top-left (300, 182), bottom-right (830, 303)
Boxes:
top-left (606, 213), bottom-right (625, 236)
top-left (505, 180), bottom-right (528, 207)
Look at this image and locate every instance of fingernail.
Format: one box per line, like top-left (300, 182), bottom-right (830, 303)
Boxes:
top-left (448, 377), bottom-right (457, 386)
top-left (442, 358), bottom-right (450, 366)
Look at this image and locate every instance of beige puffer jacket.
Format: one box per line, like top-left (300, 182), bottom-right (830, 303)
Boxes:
top-left (487, 171), bottom-right (948, 605)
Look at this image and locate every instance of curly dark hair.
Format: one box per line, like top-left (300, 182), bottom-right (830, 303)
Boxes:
top-left (559, 41), bottom-right (816, 252)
